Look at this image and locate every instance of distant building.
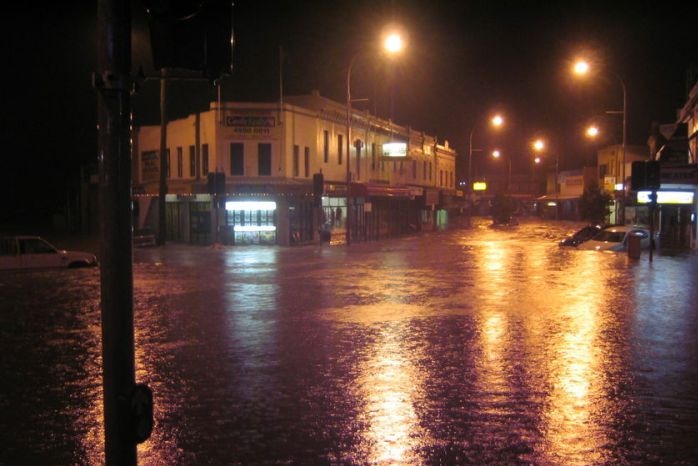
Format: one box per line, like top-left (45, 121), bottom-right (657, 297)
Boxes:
top-left (133, 91), bottom-right (458, 246)
top-left (597, 144), bottom-right (649, 225)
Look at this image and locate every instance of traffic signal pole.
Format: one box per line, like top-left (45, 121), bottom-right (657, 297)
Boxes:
top-left (96, 1), bottom-right (150, 463)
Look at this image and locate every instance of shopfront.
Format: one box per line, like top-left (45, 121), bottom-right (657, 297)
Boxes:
top-left (224, 200), bottom-right (277, 245)
top-left (636, 189), bottom-right (696, 250)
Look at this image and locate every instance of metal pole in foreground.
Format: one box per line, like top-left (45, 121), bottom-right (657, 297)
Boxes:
top-left (96, 0), bottom-right (137, 463)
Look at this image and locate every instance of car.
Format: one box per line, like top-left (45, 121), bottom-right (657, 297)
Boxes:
top-left (0, 236), bottom-right (98, 270)
top-left (559, 224), bottom-right (602, 247)
top-left (133, 228), bottom-right (156, 248)
top-left (576, 225), bottom-right (652, 252)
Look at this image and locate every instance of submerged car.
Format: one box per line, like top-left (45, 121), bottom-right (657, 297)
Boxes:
top-left (0, 236), bottom-right (98, 270)
top-left (133, 228), bottom-right (156, 248)
top-left (577, 225), bottom-right (651, 252)
top-left (559, 224), bottom-right (602, 247)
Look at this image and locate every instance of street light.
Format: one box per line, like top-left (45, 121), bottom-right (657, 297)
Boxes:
top-left (491, 149), bottom-right (511, 192)
top-left (346, 28), bottom-right (405, 245)
top-left (468, 113), bottom-right (504, 190)
top-left (585, 124), bottom-right (600, 139)
top-left (572, 58), bottom-right (627, 223)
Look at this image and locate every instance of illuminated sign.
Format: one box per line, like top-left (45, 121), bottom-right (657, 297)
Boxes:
top-left (637, 191), bottom-right (694, 205)
top-left (233, 225), bottom-right (277, 232)
top-left (472, 182), bottom-right (487, 191)
top-left (382, 142), bottom-right (407, 157)
top-left (225, 201), bottom-right (277, 211)
top-left (547, 202), bottom-right (558, 207)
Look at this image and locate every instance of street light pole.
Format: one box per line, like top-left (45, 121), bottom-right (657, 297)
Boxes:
top-left (468, 127), bottom-right (475, 190)
top-left (346, 53), bottom-right (359, 246)
top-left (618, 73), bottom-right (627, 224)
top-left (344, 31), bottom-right (404, 246)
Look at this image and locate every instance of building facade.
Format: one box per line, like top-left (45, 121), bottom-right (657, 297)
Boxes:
top-left (133, 92), bottom-right (458, 246)
top-left (640, 77), bottom-right (698, 250)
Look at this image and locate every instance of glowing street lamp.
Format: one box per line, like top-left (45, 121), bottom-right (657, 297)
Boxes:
top-left (346, 28), bottom-right (405, 245)
top-left (586, 124), bottom-right (600, 139)
top-left (491, 149), bottom-right (511, 192)
top-left (468, 113), bottom-right (505, 190)
top-left (572, 57), bottom-right (627, 222)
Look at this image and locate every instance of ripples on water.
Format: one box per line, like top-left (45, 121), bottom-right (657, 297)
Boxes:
top-left (1, 218), bottom-right (697, 465)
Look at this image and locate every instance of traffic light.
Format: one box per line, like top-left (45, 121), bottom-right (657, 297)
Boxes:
top-left (631, 161), bottom-right (661, 191)
top-left (145, 0), bottom-right (233, 79)
top-left (207, 172), bottom-right (226, 195)
top-left (631, 161), bottom-right (647, 191)
top-left (313, 173), bottom-right (324, 207)
top-left (646, 161), bottom-right (661, 190)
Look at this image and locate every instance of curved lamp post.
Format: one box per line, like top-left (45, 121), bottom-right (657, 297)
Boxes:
top-left (468, 114), bottom-right (504, 191)
top-left (345, 30), bottom-right (405, 245)
top-left (572, 58), bottom-right (627, 223)
top-left (491, 149), bottom-right (511, 192)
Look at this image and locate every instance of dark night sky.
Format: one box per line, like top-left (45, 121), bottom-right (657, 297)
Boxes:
top-left (2, 1), bottom-right (696, 227)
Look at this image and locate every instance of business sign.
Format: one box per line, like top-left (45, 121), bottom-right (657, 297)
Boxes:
top-left (637, 190), bottom-right (694, 205)
top-left (382, 142), bottom-right (407, 158)
top-left (224, 115), bottom-right (275, 127)
top-left (473, 181), bottom-right (487, 191)
top-left (224, 115), bottom-right (276, 139)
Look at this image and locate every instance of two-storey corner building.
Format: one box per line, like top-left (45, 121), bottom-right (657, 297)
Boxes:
top-left (132, 91), bottom-right (457, 246)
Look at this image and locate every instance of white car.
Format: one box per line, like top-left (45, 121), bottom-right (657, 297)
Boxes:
top-left (577, 225), bottom-right (651, 252)
top-left (0, 236), bottom-right (98, 270)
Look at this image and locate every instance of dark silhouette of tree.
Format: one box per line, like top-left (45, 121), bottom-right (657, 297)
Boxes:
top-left (491, 192), bottom-right (516, 225)
top-left (579, 182), bottom-right (612, 224)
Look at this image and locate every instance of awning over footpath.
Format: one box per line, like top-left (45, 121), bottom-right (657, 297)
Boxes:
top-left (536, 194), bottom-right (582, 201)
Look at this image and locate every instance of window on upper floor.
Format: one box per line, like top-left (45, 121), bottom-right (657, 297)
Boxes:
top-left (230, 143), bottom-right (244, 175)
top-left (189, 145), bottom-right (196, 177)
top-left (323, 130), bottom-right (329, 163)
top-left (304, 147), bottom-right (310, 177)
top-left (202, 144), bottom-right (209, 175)
top-left (293, 145), bottom-right (300, 177)
top-left (338, 134), bottom-right (343, 165)
top-left (177, 147), bottom-right (183, 178)
top-left (258, 143), bottom-right (272, 176)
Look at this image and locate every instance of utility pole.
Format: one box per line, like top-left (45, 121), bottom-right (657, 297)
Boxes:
top-left (157, 68), bottom-right (168, 245)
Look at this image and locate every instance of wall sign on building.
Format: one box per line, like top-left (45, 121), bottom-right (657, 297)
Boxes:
top-left (224, 115), bottom-right (276, 139)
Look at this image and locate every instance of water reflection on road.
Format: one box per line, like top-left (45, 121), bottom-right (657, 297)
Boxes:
top-left (1, 218), bottom-right (697, 464)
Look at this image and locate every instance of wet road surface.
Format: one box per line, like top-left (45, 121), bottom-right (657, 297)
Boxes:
top-left (1, 218), bottom-right (697, 464)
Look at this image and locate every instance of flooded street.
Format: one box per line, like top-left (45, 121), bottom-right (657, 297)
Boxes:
top-left (2, 218), bottom-right (697, 465)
